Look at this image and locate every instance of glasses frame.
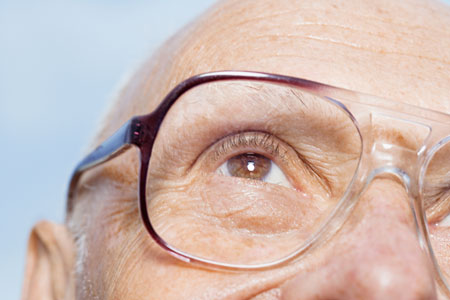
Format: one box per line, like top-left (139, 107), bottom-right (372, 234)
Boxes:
top-left (67, 70), bottom-right (450, 296)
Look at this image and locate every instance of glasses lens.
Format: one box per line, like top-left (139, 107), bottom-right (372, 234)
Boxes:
top-left (424, 138), bottom-right (450, 285)
top-left (146, 80), bottom-right (362, 266)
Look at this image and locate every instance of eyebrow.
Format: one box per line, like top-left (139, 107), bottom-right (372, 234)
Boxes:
top-left (168, 80), bottom-right (348, 129)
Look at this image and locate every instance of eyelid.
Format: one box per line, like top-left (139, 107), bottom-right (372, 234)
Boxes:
top-left (211, 131), bottom-right (288, 164)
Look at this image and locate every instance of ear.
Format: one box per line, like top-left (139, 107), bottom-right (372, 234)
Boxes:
top-left (21, 221), bottom-right (76, 300)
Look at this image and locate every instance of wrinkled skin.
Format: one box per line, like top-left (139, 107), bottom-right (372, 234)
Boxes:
top-left (22, 0), bottom-right (450, 299)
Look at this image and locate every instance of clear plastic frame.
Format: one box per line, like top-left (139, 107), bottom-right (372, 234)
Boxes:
top-left (67, 71), bottom-right (450, 296)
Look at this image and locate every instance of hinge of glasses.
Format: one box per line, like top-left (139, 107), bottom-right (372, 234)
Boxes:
top-left (129, 113), bottom-right (161, 148)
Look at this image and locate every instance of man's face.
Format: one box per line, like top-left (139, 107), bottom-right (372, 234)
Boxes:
top-left (23, 0), bottom-right (450, 299)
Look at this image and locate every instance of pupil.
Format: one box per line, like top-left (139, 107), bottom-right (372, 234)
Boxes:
top-left (227, 153), bottom-right (271, 180)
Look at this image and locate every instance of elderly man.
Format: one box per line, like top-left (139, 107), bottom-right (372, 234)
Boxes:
top-left (22, 0), bottom-right (450, 299)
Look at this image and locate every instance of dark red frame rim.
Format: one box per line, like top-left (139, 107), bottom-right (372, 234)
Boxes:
top-left (67, 70), bottom-right (358, 267)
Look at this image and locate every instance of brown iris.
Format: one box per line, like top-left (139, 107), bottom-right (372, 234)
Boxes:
top-left (226, 153), bottom-right (272, 180)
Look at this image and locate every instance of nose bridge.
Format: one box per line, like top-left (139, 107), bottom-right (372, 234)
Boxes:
top-left (367, 113), bottom-right (431, 190)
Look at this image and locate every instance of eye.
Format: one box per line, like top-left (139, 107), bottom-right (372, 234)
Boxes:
top-left (217, 152), bottom-right (292, 188)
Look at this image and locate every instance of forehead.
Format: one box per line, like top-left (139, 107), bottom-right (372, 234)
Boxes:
top-left (95, 0), bottom-right (450, 144)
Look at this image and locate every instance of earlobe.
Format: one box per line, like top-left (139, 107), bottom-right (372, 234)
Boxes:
top-left (21, 221), bottom-right (76, 300)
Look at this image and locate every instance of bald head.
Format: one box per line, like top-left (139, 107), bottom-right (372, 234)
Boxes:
top-left (96, 0), bottom-right (450, 143)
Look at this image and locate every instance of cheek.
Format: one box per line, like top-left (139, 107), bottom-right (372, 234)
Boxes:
top-left (79, 193), bottom-right (295, 300)
top-left (148, 174), bottom-right (334, 265)
top-left (428, 225), bottom-right (450, 280)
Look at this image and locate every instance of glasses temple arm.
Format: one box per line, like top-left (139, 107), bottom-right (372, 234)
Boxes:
top-left (66, 119), bottom-right (138, 212)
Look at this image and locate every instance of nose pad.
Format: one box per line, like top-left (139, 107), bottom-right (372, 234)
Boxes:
top-left (367, 166), bottom-right (411, 193)
top-left (367, 139), bottom-right (421, 199)
top-left (366, 112), bottom-right (431, 196)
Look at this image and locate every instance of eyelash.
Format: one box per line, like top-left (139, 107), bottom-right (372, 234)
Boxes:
top-left (211, 131), bottom-right (288, 164)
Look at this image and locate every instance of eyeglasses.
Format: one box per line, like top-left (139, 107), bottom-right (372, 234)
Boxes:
top-left (67, 71), bottom-right (450, 295)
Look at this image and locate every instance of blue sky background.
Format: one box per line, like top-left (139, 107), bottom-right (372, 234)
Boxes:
top-left (0, 1), bottom-right (216, 298)
top-left (1, 0), bottom-right (449, 299)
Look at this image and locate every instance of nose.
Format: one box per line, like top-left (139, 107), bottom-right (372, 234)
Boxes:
top-left (280, 179), bottom-right (437, 300)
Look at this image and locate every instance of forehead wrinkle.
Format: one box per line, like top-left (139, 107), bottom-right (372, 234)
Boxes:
top-left (226, 5), bottom-right (449, 63)
top-left (93, 0), bottom-right (450, 147)
top-left (163, 1), bottom-right (449, 110)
